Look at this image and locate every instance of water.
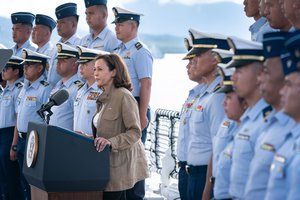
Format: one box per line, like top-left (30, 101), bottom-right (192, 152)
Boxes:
top-left (150, 53), bottom-right (196, 112)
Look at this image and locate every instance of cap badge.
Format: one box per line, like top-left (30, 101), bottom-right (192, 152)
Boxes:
top-left (57, 44), bottom-right (62, 53)
top-left (267, 46), bottom-right (272, 53)
top-left (287, 60), bottom-right (292, 68)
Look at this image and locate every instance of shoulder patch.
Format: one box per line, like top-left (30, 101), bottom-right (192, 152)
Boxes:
top-left (213, 84), bottom-right (221, 93)
top-left (40, 80), bottom-right (49, 86)
top-left (262, 105), bottom-right (273, 122)
top-left (15, 82), bottom-right (23, 89)
top-left (74, 80), bottom-right (84, 90)
top-left (135, 42), bottom-right (143, 50)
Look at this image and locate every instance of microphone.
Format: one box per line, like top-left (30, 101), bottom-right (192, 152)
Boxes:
top-left (37, 89), bottom-right (69, 122)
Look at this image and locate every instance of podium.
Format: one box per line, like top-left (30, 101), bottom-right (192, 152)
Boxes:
top-left (23, 122), bottom-right (110, 200)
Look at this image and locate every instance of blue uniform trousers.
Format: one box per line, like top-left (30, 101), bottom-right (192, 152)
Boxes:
top-left (178, 161), bottom-right (188, 200)
top-left (17, 136), bottom-right (31, 200)
top-left (0, 127), bottom-right (22, 200)
top-left (187, 165), bottom-right (208, 200)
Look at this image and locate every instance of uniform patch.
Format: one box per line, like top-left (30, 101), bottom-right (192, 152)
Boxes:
top-left (15, 82), bottom-right (23, 89)
top-left (40, 80), bottom-right (49, 86)
top-left (87, 92), bottom-right (100, 100)
top-left (213, 84), bottom-right (221, 92)
top-left (26, 96), bottom-right (37, 101)
top-left (261, 143), bottom-right (275, 152)
top-left (4, 95), bottom-right (12, 100)
top-left (74, 80), bottom-right (84, 90)
top-left (135, 42), bottom-right (143, 50)
top-left (262, 106), bottom-right (273, 122)
top-left (195, 105), bottom-right (203, 112)
top-left (238, 133), bottom-right (250, 141)
top-left (221, 120), bottom-right (231, 128)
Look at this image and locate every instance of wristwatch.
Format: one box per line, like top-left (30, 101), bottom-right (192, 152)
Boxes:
top-left (11, 145), bottom-right (17, 151)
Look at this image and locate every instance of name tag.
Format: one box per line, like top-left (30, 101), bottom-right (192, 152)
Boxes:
top-left (26, 96), bottom-right (37, 101)
top-left (4, 95), bottom-right (12, 100)
top-left (274, 154), bottom-right (286, 163)
top-left (87, 92), bottom-right (100, 100)
top-left (221, 120), bottom-right (230, 128)
top-left (238, 133), bottom-right (250, 141)
top-left (195, 105), bottom-right (203, 112)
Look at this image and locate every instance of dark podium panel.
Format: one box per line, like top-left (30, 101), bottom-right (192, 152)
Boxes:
top-left (23, 122), bottom-right (109, 197)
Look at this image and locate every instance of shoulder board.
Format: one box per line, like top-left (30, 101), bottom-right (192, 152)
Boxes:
top-left (135, 42), bottom-right (143, 50)
top-left (15, 82), bottom-right (23, 89)
top-left (40, 80), bottom-right (49, 86)
top-left (262, 105), bottom-right (273, 122)
top-left (74, 80), bottom-right (84, 90)
top-left (213, 84), bottom-right (221, 93)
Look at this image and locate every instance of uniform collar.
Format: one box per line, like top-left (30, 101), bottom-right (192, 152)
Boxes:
top-left (25, 75), bottom-right (45, 89)
top-left (37, 41), bottom-right (53, 54)
top-left (205, 76), bottom-right (222, 94)
top-left (274, 111), bottom-right (295, 126)
top-left (241, 98), bottom-right (268, 122)
top-left (13, 39), bottom-right (33, 50)
top-left (90, 26), bottom-right (109, 41)
top-left (291, 123), bottom-right (300, 138)
top-left (189, 83), bottom-right (207, 97)
top-left (5, 78), bottom-right (23, 91)
top-left (249, 17), bottom-right (267, 34)
top-left (60, 34), bottom-right (80, 46)
top-left (122, 37), bottom-right (139, 50)
top-left (59, 74), bottom-right (80, 88)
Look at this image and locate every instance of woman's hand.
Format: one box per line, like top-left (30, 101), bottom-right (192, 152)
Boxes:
top-left (94, 137), bottom-right (111, 152)
top-left (10, 149), bottom-right (17, 161)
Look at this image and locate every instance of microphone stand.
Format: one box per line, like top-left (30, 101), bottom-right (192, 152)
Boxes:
top-left (37, 104), bottom-right (53, 124)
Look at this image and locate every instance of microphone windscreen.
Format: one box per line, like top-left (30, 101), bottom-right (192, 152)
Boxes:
top-left (50, 89), bottom-right (69, 106)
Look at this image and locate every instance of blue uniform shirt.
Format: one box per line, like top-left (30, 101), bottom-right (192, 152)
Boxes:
top-left (265, 124), bottom-right (300, 200)
top-left (244, 111), bottom-right (296, 200)
top-left (16, 76), bottom-right (52, 132)
top-left (37, 41), bottom-right (56, 79)
top-left (49, 74), bottom-right (83, 131)
top-left (73, 82), bottom-right (102, 135)
top-left (113, 37), bottom-right (153, 97)
top-left (11, 39), bottom-right (37, 57)
top-left (176, 83), bottom-right (207, 162)
top-left (187, 76), bottom-right (225, 166)
top-left (229, 98), bottom-right (269, 199)
top-left (0, 79), bottom-right (23, 128)
top-left (287, 131), bottom-right (300, 200)
top-left (80, 26), bottom-right (120, 52)
top-left (212, 118), bottom-right (238, 177)
top-left (47, 34), bottom-right (81, 86)
top-left (249, 17), bottom-right (276, 42)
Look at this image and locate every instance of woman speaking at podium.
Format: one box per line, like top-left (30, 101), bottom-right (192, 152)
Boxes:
top-left (92, 53), bottom-right (149, 200)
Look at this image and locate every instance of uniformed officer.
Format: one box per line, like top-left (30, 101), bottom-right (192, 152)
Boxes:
top-left (244, 32), bottom-right (296, 200)
top-left (243, 0), bottom-right (275, 42)
top-left (112, 6), bottom-right (153, 199)
top-left (15, 49), bottom-right (52, 200)
top-left (10, 12), bottom-right (37, 56)
top-left (182, 30), bottom-right (229, 200)
top-left (176, 29), bottom-right (208, 200)
top-left (47, 3), bottom-right (81, 86)
top-left (80, 0), bottom-right (120, 52)
top-left (74, 46), bottom-right (107, 136)
top-left (264, 0), bottom-right (293, 31)
top-left (0, 56), bottom-right (24, 200)
top-left (279, 0), bottom-right (300, 30)
top-left (227, 36), bottom-right (270, 199)
top-left (48, 43), bottom-right (83, 131)
top-left (212, 50), bottom-right (248, 200)
top-left (265, 34), bottom-right (300, 200)
top-left (32, 14), bottom-right (56, 56)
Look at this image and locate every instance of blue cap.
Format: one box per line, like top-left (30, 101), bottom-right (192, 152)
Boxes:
top-left (183, 29), bottom-right (230, 60)
top-left (263, 32), bottom-right (290, 59)
top-left (56, 42), bottom-right (78, 59)
top-left (285, 30), bottom-right (300, 64)
top-left (112, 7), bottom-right (143, 24)
top-left (281, 52), bottom-right (298, 76)
top-left (227, 36), bottom-right (264, 68)
top-left (22, 49), bottom-right (50, 64)
top-left (11, 12), bottom-right (35, 25)
top-left (55, 3), bottom-right (79, 20)
top-left (77, 45), bottom-right (109, 63)
top-left (85, 0), bottom-right (107, 8)
top-left (35, 14), bottom-right (56, 31)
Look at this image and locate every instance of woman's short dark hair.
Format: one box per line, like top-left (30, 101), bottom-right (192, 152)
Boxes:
top-left (95, 53), bottom-right (133, 91)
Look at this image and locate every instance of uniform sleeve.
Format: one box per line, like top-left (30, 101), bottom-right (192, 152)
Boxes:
top-left (133, 48), bottom-right (153, 80)
top-left (208, 93), bottom-right (226, 139)
top-left (108, 93), bottom-right (141, 151)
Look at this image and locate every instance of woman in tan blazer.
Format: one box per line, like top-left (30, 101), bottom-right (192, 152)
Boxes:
top-left (92, 53), bottom-right (149, 200)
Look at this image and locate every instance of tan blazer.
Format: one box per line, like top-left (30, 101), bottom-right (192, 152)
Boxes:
top-left (92, 85), bottom-right (149, 191)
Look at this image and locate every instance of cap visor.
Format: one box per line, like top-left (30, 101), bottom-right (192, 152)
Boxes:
top-left (216, 85), bottom-right (233, 93)
top-left (182, 48), bottom-right (210, 60)
top-left (226, 60), bottom-right (256, 69)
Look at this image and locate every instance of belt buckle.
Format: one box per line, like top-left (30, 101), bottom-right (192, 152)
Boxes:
top-left (185, 165), bottom-right (190, 175)
top-left (18, 132), bottom-right (24, 139)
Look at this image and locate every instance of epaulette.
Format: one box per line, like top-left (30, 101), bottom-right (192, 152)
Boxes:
top-left (135, 42), bottom-right (143, 50)
top-left (262, 105), bottom-right (273, 122)
top-left (40, 80), bottom-right (49, 86)
top-left (74, 80), bottom-right (84, 90)
top-left (15, 82), bottom-right (23, 89)
top-left (213, 84), bottom-right (221, 93)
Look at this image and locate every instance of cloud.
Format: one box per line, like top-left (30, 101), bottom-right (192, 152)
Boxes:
top-left (158, 0), bottom-right (243, 6)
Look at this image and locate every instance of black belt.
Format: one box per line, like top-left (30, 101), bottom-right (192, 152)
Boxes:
top-left (0, 126), bottom-right (15, 133)
top-left (185, 165), bottom-right (207, 174)
top-left (18, 131), bottom-right (27, 139)
top-left (178, 161), bottom-right (187, 168)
